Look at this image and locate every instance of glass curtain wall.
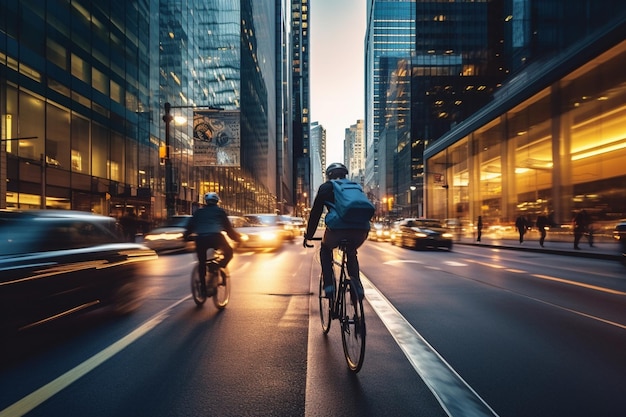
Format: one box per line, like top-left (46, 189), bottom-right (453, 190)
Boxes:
top-left (427, 39), bottom-right (626, 238)
top-left (0, 1), bottom-right (154, 221)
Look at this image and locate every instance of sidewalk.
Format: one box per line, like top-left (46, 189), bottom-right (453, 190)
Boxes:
top-left (456, 233), bottom-right (622, 261)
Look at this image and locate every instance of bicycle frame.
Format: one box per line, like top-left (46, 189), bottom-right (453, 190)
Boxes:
top-left (316, 239), bottom-right (366, 372)
top-left (191, 248), bottom-right (230, 309)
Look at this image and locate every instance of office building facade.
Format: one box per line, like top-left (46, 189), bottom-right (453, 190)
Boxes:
top-left (1, 1), bottom-right (289, 223)
top-left (291, 0), bottom-right (311, 214)
top-left (365, 0), bottom-right (415, 206)
top-left (424, 5), bottom-right (626, 231)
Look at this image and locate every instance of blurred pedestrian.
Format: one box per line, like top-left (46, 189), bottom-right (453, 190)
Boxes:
top-left (536, 214), bottom-right (549, 247)
top-left (119, 209), bottom-right (138, 242)
top-left (476, 216), bottom-right (483, 242)
top-left (573, 209), bottom-right (589, 250)
top-left (515, 215), bottom-right (528, 244)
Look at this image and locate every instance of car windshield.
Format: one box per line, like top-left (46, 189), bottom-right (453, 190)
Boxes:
top-left (408, 220), bottom-right (443, 228)
top-left (244, 215), bottom-right (278, 226)
top-left (163, 216), bottom-right (190, 228)
top-left (0, 217), bottom-right (120, 255)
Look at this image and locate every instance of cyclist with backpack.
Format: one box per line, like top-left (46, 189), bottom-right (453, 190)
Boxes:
top-left (303, 163), bottom-right (375, 300)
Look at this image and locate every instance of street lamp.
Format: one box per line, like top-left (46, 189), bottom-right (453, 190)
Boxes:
top-left (410, 185), bottom-right (416, 217)
top-left (162, 103), bottom-right (175, 218)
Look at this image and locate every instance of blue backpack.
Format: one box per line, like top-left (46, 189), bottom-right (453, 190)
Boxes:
top-left (324, 178), bottom-right (375, 230)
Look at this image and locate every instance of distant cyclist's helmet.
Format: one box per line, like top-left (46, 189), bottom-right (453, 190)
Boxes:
top-left (325, 162), bottom-right (348, 180)
top-left (204, 192), bottom-right (220, 205)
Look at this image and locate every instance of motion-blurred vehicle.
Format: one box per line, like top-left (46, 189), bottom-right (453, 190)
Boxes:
top-left (368, 222), bottom-right (391, 242)
top-left (0, 209), bottom-right (157, 336)
top-left (278, 215), bottom-right (300, 240)
top-left (243, 213), bottom-right (295, 242)
top-left (613, 220), bottom-right (626, 264)
top-left (390, 218), bottom-right (453, 250)
top-left (231, 215), bottom-right (283, 251)
top-left (287, 216), bottom-right (306, 236)
top-left (142, 215), bottom-right (193, 252)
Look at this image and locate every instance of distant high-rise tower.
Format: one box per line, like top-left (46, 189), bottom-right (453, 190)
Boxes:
top-left (345, 120), bottom-right (365, 186)
top-left (291, 0), bottom-right (311, 212)
top-left (365, 0), bottom-right (416, 205)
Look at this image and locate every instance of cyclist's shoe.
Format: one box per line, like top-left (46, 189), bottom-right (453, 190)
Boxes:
top-left (323, 284), bottom-right (335, 300)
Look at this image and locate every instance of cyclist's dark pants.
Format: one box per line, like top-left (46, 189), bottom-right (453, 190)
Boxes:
top-left (195, 233), bottom-right (233, 279)
top-left (320, 228), bottom-right (368, 287)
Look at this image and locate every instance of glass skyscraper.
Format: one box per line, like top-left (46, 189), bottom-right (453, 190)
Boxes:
top-left (365, 0), bottom-right (415, 210)
top-left (425, 3), bottom-right (626, 232)
top-left (1, 0), bottom-right (289, 223)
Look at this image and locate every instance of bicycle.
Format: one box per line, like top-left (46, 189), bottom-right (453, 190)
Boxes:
top-left (190, 248), bottom-right (230, 309)
top-left (305, 237), bottom-right (366, 372)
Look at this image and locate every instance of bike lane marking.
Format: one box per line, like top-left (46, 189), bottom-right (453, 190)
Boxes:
top-left (0, 297), bottom-right (188, 417)
top-left (360, 273), bottom-right (500, 417)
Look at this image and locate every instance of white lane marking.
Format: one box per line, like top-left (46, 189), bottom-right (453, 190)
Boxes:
top-left (531, 273), bottom-right (626, 296)
top-left (383, 259), bottom-right (424, 265)
top-left (443, 261), bottom-right (468, 267)
top-left (360, 273), bottom-right (500, 417)
top-left (0, 298), bottom-right (189, 417)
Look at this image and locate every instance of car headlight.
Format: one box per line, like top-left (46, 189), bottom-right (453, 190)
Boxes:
top-left (145, 233), bottom-right (183, 241)
top-left (260, 232), bottom-right (278, 241)
top-left (442, 233), bottom-right (454, 238)
top-left (240, 233), bottom-right (249, 241)
top-left (415, 232), bottom-right (428, 238)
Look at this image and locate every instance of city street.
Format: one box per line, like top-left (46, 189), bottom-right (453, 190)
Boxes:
top-left (1, 238), bottom-right (625, 417)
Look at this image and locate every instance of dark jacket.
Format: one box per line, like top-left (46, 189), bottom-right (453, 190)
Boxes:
top-left (186, 205), bottom-right (241, 241)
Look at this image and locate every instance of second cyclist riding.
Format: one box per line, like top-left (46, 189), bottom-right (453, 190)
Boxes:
top-left (191, 248), bottom-right (230, 309)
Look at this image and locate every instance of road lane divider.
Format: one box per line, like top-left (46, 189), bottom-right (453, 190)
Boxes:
top-left (0, 298), bottom-right (189, 417)
top-left (360, 273), bottom-right (500, 417)
top-left (531, 274), bottom-right (626, 296)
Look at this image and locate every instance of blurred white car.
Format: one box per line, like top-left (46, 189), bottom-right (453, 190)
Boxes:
top-left (243, 213), bottom-right (295, 242)
top-left (229, 215), bottom-right (283, 251)
top-left (142, 215), bottom-right (193, 252)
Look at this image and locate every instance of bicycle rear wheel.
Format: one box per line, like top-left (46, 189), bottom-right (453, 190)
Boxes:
top-left (212, 268), bottom-right (230, 309)
top-left (341, 279), bottom-right (366, 372)
top-left (191, 264), bottom-right (207, 306)
top-left (318, 273), bottom-right (331, 334)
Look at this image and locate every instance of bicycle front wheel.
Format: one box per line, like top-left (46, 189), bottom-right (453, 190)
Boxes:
top-left (318, 273), bottom-right (331, 334)
top-left (191, 264), bottom-right (207, 306)
top-left (341, 279), bottom-right (366, 372)
top-left (212, 269), bottom-right (230, 309)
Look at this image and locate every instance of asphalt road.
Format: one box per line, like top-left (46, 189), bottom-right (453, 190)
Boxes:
top-left (1, 239), bottom-right (625, 417)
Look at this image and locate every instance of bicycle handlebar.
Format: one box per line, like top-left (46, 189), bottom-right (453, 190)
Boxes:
top-left (303, 237), bottom-right (322, 248)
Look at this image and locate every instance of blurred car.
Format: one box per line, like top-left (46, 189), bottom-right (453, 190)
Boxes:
top-left (0, 209), bottom-right (158, 336)
top-left (613, 220), bottom-right (626, 264)
top-left (286, 216), bottom-right (306, 237)
top-left (243, 213), bottom-right (295, 242)
top-left (142, 215), bottom-right (193, 252)
top-left (277, 215), bottom-right (299, 240)
top-left (231, 215), bottom-right (283, 251)
top-left (390, 218), bottom-right (453, 250)
top-left (368, 222), bottom-right (391, 241)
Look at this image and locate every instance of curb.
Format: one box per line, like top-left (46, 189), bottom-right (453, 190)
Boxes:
top-left (457, 241), bottom-right (622, 261)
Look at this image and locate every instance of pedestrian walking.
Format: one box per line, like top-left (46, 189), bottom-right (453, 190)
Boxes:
top-left (476, 216), bottom-right (483, 242)
top-left (536, 214), bottom-right (549, 247)
top-left (573, 209), bottom-right (589, 249)
top-left (515, 215), bottom-right (528, 243)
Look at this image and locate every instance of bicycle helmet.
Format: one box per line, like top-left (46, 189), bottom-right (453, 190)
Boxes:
top-left (204, 192), bottom-right (220, 205)
top-left (325, 162), bottom-right (348, 179)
